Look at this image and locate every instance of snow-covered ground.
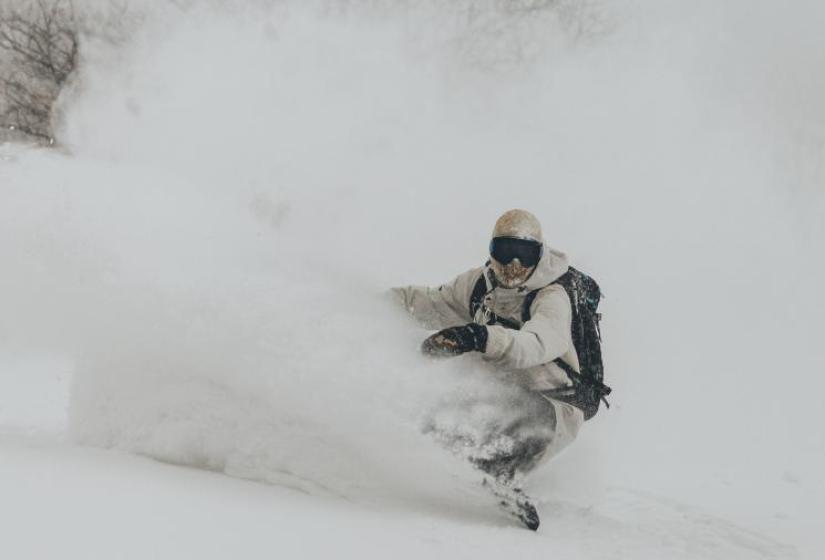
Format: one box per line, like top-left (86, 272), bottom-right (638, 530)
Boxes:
top-left (2, 1), bottom-right (823, 558)
top-left (0, 427), bottom-right (801, 560)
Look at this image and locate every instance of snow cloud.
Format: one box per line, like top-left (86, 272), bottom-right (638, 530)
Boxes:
top-left (1, 0), bottom-right (823, 545)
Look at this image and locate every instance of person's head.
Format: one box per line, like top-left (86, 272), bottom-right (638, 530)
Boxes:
top-left (489, 209), bottom-right (544, 288)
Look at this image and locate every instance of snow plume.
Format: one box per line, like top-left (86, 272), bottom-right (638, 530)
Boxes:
top-left (4, 2), bottom-right (592, 507)
top-left (0, 146), bottom-right (510, 507)
top-left (1, 0), bottom-right (824, 549)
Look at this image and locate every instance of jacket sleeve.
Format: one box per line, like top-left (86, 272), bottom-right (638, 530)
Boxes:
top-left (483, 286), bottom-right (573, 370)
top-left (391, 268), bottom-right (481, 330)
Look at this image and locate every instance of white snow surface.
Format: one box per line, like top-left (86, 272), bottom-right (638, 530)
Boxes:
top-left (1, 1), bottom-right (824, 558)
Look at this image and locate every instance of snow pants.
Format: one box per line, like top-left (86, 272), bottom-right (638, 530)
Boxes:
top-left (424, 386), bottom-right (584, 484)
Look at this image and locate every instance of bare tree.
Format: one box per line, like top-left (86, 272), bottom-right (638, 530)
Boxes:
top-left (0, 0), bottom-right (79, 143)
top-left (332, 0), bottom-right (613, 71)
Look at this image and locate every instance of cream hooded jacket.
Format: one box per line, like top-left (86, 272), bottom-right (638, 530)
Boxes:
top-left (393, 245), bottom-right (579, 394)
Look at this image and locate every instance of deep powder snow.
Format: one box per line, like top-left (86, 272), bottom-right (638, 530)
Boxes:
top-left (1, 1), bottom-right (823, 558)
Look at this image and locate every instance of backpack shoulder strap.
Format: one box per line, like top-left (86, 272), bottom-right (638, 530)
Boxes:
top-left (521, 290), bottom-right (540, 323)
top-left (469, 270), bottom-right (489, 321)
top-left (469, 266), bottom-right (521, 330)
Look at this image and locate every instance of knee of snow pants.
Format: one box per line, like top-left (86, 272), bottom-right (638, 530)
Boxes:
top-left (474, 392), bottom-right (583, 482)
top-left (531, 396), bottom-right (584, 468)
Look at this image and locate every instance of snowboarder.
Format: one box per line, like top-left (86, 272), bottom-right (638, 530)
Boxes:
top-left (393, 209), bottom-right (599, 530)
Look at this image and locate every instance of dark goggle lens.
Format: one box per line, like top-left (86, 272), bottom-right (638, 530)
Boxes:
top-left (489, 237), bottom-right (542, 267)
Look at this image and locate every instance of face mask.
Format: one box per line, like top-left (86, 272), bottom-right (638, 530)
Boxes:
top-left (490, 258), bottom-right (536, 288)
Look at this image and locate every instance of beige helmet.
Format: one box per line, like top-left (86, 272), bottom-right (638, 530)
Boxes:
top-left (489, 209), bottom-right (544, 288)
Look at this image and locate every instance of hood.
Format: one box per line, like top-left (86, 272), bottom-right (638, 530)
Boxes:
top-left (524, 244), bottom-right (569, 290)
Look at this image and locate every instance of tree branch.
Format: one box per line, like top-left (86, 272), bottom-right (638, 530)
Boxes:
top-left (0, 0), bottom-right (78, 144)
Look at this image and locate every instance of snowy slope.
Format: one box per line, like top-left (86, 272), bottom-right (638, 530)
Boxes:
top-left (0, 430), bottom-right (797, 560)
top-left (2, 1), bottom-right (824, 558)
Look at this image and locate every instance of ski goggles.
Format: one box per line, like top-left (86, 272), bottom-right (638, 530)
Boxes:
top-left (489, 237), bottom-right (543, 267)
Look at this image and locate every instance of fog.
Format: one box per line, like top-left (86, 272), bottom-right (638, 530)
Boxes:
top-left (1, 0), bottom-right (823, 554)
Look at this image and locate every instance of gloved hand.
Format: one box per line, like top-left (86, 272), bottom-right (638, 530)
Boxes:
top-left (421, 323), bottom-right (488, 357)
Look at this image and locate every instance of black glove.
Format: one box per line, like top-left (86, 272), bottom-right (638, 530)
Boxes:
top-left (421, 323), bottom-right (488, 357)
